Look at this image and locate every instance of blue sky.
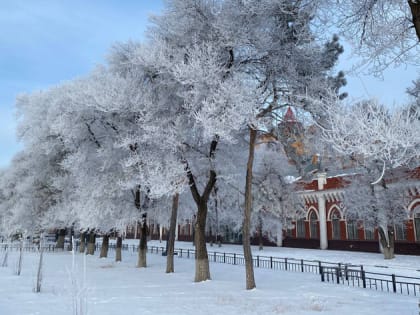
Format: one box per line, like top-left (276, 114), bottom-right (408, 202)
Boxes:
top-left (0, 0), bottom-right (163, 168)
top-left (0, 1), bottom-right (418, 168)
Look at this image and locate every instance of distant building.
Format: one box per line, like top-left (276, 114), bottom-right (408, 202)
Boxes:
top-left (284, 168), bottom-right (420, 255)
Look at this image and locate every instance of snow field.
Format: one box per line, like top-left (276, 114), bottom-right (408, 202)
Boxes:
top-left (0, 241), bottom-right (418, 315)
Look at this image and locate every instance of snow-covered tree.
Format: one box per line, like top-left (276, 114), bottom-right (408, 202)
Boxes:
top-left (0, 87), bottom-right (75, 239)
top-left (407, 77), bottom-right (420, 112)
top-left (317, 96), bottom-right (420, 184)
top-left (342, 163), bottom-right (411, 259)
top-left (321, 0), bottom-right (420, 72)
top-left (49, 70), bottom-right (147, 259)
top-left (253, 143), bottom-right (305, 248)
top-left (311, 91), bottom-right (420, 258)
top-left (106, 0), bottom-right (259, 282)
top-left (216, 0), bottom-right (346, 289)
top-left (143, 0), bottom-right (345, 288)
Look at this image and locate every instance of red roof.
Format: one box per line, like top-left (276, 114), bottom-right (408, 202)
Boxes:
top-left (284, 107), bottom-right (296, 122)
top-left (299, 176), bottom-right (351, 191)
top-left (297, 166), bottom-right (420, 192)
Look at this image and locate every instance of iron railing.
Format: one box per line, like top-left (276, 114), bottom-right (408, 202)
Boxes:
top-left (1, 242), bottom-right (419, 296)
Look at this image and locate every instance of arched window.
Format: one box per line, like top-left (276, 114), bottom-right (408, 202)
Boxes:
top-left (347, 219), bottom-right (359, 240)
top-left (364, 227), bottom-right (374, 240)
top-left (395, 222), bottom-right (407, 241)
top-left (413, 205), bottom-right (420, 242)
top-left (331, 209), bottom-right (341, 240)
top-left (296, 217), bottom-right (306, 238)
top-left (309, 211), bottom-right (319, 239)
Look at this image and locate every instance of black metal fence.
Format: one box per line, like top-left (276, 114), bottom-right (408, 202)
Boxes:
top-left (156, 245), bottom-right (420, 297)
top-left (2, 242), bottom-right (420, 296)
top-left (320, 264), bottom-right (420, 296)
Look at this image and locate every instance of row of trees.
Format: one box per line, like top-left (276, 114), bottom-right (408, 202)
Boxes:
top-left (1, 0), bottom-right (420, 289)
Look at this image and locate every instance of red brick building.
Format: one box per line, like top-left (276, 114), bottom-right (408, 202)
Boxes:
top-left (284, 169), bottom-right (420, 255)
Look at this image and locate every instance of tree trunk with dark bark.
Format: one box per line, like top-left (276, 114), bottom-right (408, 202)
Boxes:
top-left (258, 217), bottom-right (263, 251)
top-left (56, 229), bottom-right (66, 250)
top-left (79, 232), bottom-right (86, 253)
top-left (194, 200), bottom-right (211, 282)
top-left (408, 0), bottom-right (420, 41)
top-left (137, 216), bottom-right (148, 268)
top-left (86, 231), bottom-right (96, 255)
top-left (166, 193), bottom-right (179, 273)
top-left (115, 236), bottom-right (122, 262)
top-left (68, 228), bottom-right (74, 251)
top-left (243, 127), bottom-right (257, 290)
top-left (100, 234), bottom-right (109, 258)
top-left (186, 137), bottom-right (218, 282)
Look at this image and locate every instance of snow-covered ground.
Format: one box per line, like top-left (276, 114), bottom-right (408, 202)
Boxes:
top-left (0, 240), bottom-right (418, 315)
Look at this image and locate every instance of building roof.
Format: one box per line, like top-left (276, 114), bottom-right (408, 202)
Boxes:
top-left (284, 106), bottom-right (297, 122)
top-left (297, 166), bottom-right (420, 192)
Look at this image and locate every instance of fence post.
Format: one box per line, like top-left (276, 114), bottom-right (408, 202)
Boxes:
top-left (223, 252), bottom-right (226, 263)
top-left (187, 249), bottom-right (190, 258)
top-left (214, 252), bottom-right (216, 262)
top-left (285, 258), bottom-right (288, 271)
top-left (361, 270), bottom-right (366, 288)
top-left (392, 274), bottom-right (397, 293)
top-left (257, 255), bottom-right (259, 268)
top-left (320, 266), bottom-right (325, 282)
top-left (338, 263), bottom-right (342, 282)
top-left (335, 267), bottom-right (340, 284)
top-left (270, 256), bottom-right (273, 269)
top-left (318, 261), bottom-right (322, 274)
top-left (301, 259), bottom-right (304, 272)
top-left (234, 253), bottom-right (236, 265)
top-left (180, 249), bottom-right (183, 257)
top-left (344, 265), bottom-right (348, 281)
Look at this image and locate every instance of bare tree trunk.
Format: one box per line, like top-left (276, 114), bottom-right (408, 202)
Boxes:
top-left (194, 201), bottom-right (210, 282)
top-left (166, 193), bottom-right (179, 273)
top-left (79, 232), bottom-right (86, 253)
top-left (137, 215), bottom-right (148, 268)
top-left (133, 187), bottom-right (147, 268)
top-left (408, 0), bottom-right (420, 41)
top-left (1, 241), bottom-right (9, 267)
top-left (379, 226), bottom-right (395, 259)
top-left (214, 185), bottom-right (221, 247)
top-left (56, 229), bottom-right (66, 250)
top-left (68, 227), bottom-right (74, 251)
top-left (86, 231), bottom-right (96, 255)
top-left (209, 226), bottom-right (213, 247)
top-left (186, 137), bottom-right (218, 282)
top-left (276, 225), bottom-right (283, 247)
top-left (35, 235), bottom-right (44, 293)
top-left (99, 234), bottom-right (109, 258)
top-left (115, 236), bottom-right (122, 262)
top-left (258, 217), bottom-right (263, 251)
top-left (243, 127), bottom-right (257, 290)
top-left (16, 239), bottom-right (23, 276)
top-left (192, 218), bottom-right (196, 246)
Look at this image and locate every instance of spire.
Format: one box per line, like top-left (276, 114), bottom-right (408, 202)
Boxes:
top-left (284, 106), bottom-right (296, 122)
